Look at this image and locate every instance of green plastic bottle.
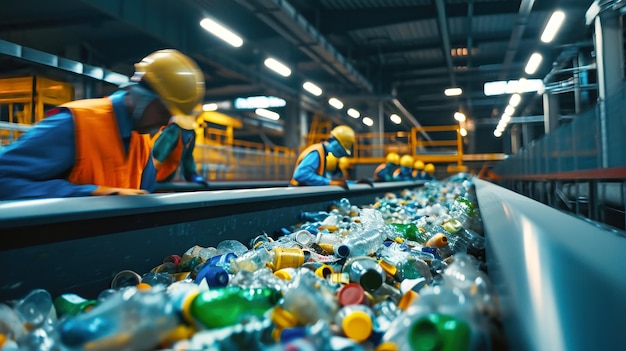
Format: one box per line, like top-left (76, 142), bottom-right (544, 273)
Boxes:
top-left (408, 313), bottom-right (471, 351)
top-left (389, 223), bottom-right (429, 243)
top-left (54, 293), bottom-right (98, 318)
top-left (185, 287), bottom-right (281, 329)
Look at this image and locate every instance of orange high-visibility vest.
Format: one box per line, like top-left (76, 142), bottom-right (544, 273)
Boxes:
top-left (373, 163), bottom-right (386, 181)
top-left (290, 143), bottom-right (326, 186)
top-left (65, 97), bottom-right (151, 189)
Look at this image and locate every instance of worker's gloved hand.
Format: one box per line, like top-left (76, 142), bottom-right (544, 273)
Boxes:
top-left (92, 187), bottom-right (148, 196)
top-left (190, 175), bottom-right (210, 187)
top-left (356, 178), bottom-right (374, 187)
top-left (329, 179), bottom-right (349, 190)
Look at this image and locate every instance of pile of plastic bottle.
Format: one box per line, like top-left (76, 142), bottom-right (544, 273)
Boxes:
top-left (0, 174), bottom-right (505, 351)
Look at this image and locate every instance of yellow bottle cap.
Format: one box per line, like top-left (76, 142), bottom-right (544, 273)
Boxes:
top-left (0, 333), bottom-right (6, 348)
top-left (274, 269), bottom-right (293, 281)
top-left (159, 325), bottom-right (195, 347)
top-left (398, 290), bottom-right (419, 311)
top-left (342, 311), bottom-right (373, 342)
top-left (181, 290), bottom-right (201, 325)
top-left (136, 283), bottom-right (152, 290)
top-left (394, 237), bottom-right (405, 244)
top-left (376, 341), bottom-right (399, 351)
top-left (271, 306), bottom-right (298, 329)
top-left (378, 259), bottom-right (397, 276)
top-left (315, 265), bottom-right (334, 279)
top-left (272, 328), bottom-right (282, 341)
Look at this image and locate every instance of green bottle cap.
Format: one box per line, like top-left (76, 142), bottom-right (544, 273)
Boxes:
top-left (408, 314), bottom-right (471, 351)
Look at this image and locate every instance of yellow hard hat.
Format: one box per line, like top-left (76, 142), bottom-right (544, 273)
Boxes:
top-left (413, 160), bottom-right (425, 170)
top-left (330, 125), bottom-right (355, 156)
top-left (424, 163), bottom-right (435, 174)
top-left (134, 49), bottom-right (205, 130)
top-left (400, 155), bottom-right (414, 168)
top-left (386, 152), bottom-right (400, 165)
top-left (326, 153), bottom-right (338, 172)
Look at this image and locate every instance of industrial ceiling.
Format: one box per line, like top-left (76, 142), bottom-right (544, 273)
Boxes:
top-left (0, 0), bottom-right (597, 153)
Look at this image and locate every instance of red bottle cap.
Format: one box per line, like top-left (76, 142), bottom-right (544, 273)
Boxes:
top-left (338, 283), bottom-right (365, 306)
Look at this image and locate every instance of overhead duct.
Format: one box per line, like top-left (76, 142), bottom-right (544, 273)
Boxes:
top-left (0, 39), bottom-right (129, 85)
top-left (233, 0), bottom-right (373, 93)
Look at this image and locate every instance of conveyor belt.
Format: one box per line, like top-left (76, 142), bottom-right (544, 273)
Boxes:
top-left (0, 181), bottom-right (421, 300)
top-left (154, 181), bottom-right (290, 192)
top-left (475, 179), bottom-right (626, 351)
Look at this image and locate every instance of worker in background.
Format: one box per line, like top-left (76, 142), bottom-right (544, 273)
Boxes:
top-left (373, 152), bottom-right (400, 182)
top-left (291, 125), bottom-right (373, 189)
top-left (412, 159), bottom-right (425, 180)
top-left (0, 49), bottom-right (205, 200)
top-left (326, 153), bottom-right (354, 181)
top-left (150, 115), bottom-right (208, 187)
top-left (423, 163), bottom-right (436, 180)
top-left (392, 154), bottom-right (415, 181)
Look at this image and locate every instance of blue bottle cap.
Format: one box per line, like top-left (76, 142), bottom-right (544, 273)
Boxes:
top-left (334, 244), bottom-right (350, 258)
top-left (421, 247), bottom-right (440, 259)
top-left (207, 252), bottom-right (237, 266)
top-left (195, 265), bottom-right (229, 288)
top-left (280, 326), bottom-right (307, 343)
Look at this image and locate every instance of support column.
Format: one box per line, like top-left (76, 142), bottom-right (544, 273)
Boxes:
top-left (376, 100), bottom-right (384, 157)
top-left (522, 122), bottom-right (534, 148)
top-left (283, 99), bottom-right (303, 151)
top-left (594, 11), bottom-right (624, 167)
top-left (510, 124), bottom-right (521, 154)
top-left (543, 93), bottom-right (559, 134)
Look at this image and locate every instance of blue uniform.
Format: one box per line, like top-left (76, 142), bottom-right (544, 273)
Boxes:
top-left (0, 91), bottom-right (156, 200)
top-left (292, 147), bottom-right (330, 186)
top-left (393, 166), bottom-right (414, 181)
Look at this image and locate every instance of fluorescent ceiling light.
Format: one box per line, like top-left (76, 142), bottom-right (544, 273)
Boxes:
top-left (454, 112), bottom-right (466, 122)
top-left (444, 87), bottom-right (463, 96)
top-left (494, 130), bottom-right (502, 137)
top-left (502, 114), bottom-right (511, 122)
top-left (202, 103), bottom-right (218, 111)
top-left (541, 11), bottom-right (566, 43)
top-left (200, 18), bottom-right (243, 48)
top-left (347, 108), bottom-right (360, 118)
top-left (390, 114), bottom-right (402, 124)
top-left (509, 94), bottom-right (521, 107)
top-left (302, 81), bottom-right (322, 96)
top-left (234, 96), bottom-right (286, 109)
top-left (264, 58), bottom-right (291, 77)
top-left (328, 97), bottom-right (344, 110)
top-left (255, 108), bottom-right (280, 120)
top-left (525, 53), bottom-right (543, 75)
top-left (460, 128), bottom-right (467, 137)
top-left (504, 105), bottom-right (515, 116)
top-left (484, 79), bottom-right (544, 96)
top-left (362, 117), bottom-right (374, 126)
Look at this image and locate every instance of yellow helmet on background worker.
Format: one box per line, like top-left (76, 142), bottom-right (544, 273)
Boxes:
top-left (134, 49), bottom-right (205, 130)
top-left (414, 160), bottom-right (425, 170)
top-left (329, 125), bottom-right (355, 156)
top-left (326, 153), bottom-right (338, 173)
top-left (386, 152), bottom-right (400, 165)
top-left (400, 154), bottom-right (414, 168)
top-left (424, 163), bottom-right (435, 174)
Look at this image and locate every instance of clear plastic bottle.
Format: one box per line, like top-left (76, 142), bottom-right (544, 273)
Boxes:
top-left (299, 211), bottom-right (330, 223)
top-left (229, 247), bottom-right (272, 273)
top-left (342, 256), bottom-right (386, 292)
top-left (58, 287), bottom-right (179, 351)
top-left (216, 239), bottom-right (249, 257)
top-left (340, 228), bottom-right (385, 257)
top-left (281, 269), bottom-right (339, 325)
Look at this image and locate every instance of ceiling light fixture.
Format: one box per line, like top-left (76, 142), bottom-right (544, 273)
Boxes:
top-left (509, 94), bottom-right (522, 107)
top-left (494, 130), bottom-right (502, 137)
top-left (202, 103), bottom-right (218, 111)
top-left (347, 108), bottom-right (360, 118)
top-left (454, 112), bottom-right (466, 122)
top-left (255, 108), bottom-right (280, 120)
top-left (444, 87), bottom-right (463, 96)
top-left (504, 105), bottom-right (515, 116)
top-left (200, 18), bottom-right (243, 48)
top-left (460, 128), bottom-right (468, 137)
top-left (541, 10), bottom-right (566, 43)
top-left (525, 53), bottom-right (543, 75)
top-left (362, 117), bottom-right (374, 126)
top-left (390, 114), bottom-right (402, 124)
top-left (264, 58), bottom-right (291, 77)
top-left (328, 97), bottom-right (344, 110)
top-left (302, 81), bottom-right (322, 96)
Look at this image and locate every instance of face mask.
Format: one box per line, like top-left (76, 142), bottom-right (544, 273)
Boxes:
top-left (326, 139), bottom-right (348, 158)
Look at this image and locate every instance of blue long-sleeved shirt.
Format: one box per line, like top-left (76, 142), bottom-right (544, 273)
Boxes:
top-left (393, 166), bottom-right (414, 181)
top-left (0, 91), bottom-right (156, 200)
top-left (292, 145), bottom-right (330, 186)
